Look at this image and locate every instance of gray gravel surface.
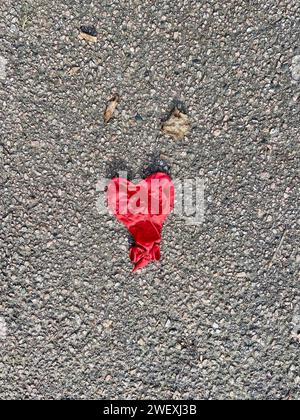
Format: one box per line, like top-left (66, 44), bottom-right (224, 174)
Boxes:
top-left (0, 0), bottom-right (299, 400)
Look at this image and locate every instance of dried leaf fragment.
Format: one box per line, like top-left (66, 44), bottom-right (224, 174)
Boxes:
top-left (79, 25), bottom-right (98, 43)
top-left (104, 95), bottom-right (120, 124)
top-left (162, 108), bottom-right (190, 140)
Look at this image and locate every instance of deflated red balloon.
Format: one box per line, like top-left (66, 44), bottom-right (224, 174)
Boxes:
top-left (107, 172), bottom-right (175, 272)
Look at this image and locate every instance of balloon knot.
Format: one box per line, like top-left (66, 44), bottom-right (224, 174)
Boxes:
top-left (130, 243), bottom-right (161, 272)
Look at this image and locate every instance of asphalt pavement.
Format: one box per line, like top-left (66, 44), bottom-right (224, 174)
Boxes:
top-left (0, 0), bottom-right (299, 400)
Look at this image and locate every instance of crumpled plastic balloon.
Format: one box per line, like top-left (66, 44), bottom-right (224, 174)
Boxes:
top-left (107, 172), bottom-right (175, 272)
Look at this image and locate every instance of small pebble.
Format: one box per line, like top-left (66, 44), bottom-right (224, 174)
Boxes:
top-left (0, 317), bottom-right (7, 340)
top-left (0, 56), bottom-right (7, 80)
top-left (135, 113), bottom-right (143, 122)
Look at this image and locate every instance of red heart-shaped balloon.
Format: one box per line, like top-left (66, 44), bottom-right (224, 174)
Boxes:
top-left (107, 172), bottom-right (175, 272)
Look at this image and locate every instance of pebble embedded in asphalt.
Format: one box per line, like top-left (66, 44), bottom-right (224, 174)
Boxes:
top-left (291, 55), bottom-right (300, 81)
top-left (0, 0), bottom-right (299, 400)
